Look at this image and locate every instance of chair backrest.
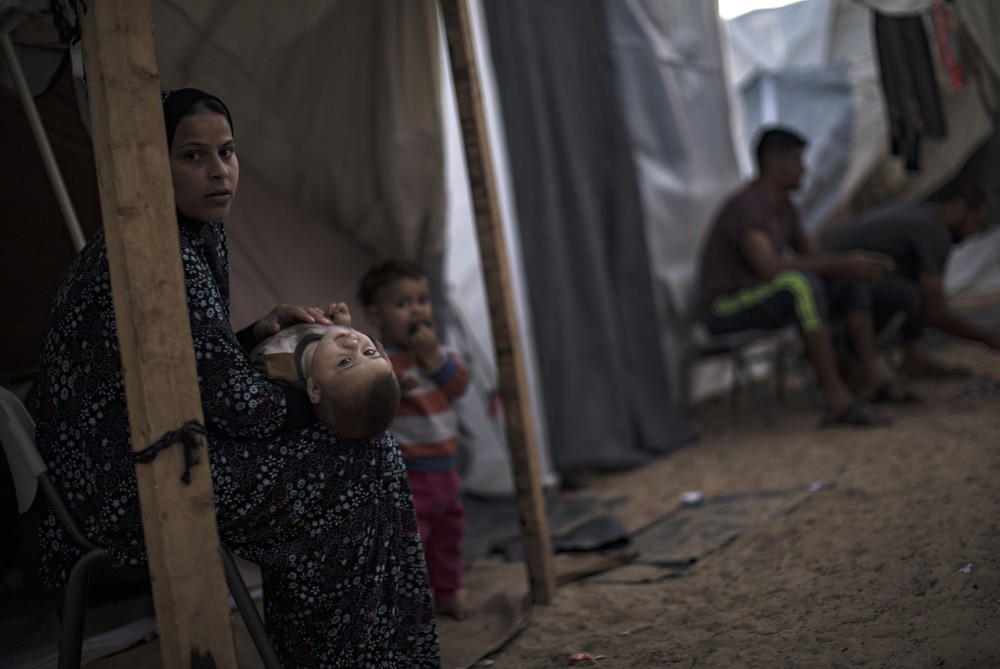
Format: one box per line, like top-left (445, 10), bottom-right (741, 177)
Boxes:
top-left (0, 385), bottom-right (45, 513)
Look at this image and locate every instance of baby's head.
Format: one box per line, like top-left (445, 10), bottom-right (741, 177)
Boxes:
top-left (358, 260), bottom-right (433, 346)
top-left (301, 325), bottom-right (400, 440)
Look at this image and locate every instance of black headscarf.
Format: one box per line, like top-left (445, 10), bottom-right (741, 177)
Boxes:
top-left (161, 88), bottom-right (233, 150)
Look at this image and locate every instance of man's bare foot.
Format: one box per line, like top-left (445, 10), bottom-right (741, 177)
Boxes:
top-left (435, 596), bottom-right (473, 620)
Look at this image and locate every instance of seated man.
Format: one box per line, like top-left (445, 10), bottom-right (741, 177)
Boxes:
top-left (820, 180), bottom-right (999, 377)
top-left (250, 302), bottom-right (400, 439)
top-left (697, 126), bottom-right (909, 427)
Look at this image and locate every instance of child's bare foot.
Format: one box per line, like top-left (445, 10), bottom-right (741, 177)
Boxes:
top-left (435, 596), bottom-right (473, 620)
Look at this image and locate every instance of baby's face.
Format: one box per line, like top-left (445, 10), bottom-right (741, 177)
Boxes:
top-left (308, 326), bottom-right (392, 397)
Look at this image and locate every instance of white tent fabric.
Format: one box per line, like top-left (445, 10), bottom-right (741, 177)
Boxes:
top-left (4, 0), bottom-right (998, 482)
top-left (724, 0), bottom-right (996, 218)
top-left (722, 0), bottom-right (1000, 299)
top-left (152, 0), bottom-right (445, 269)
top-left (606, 0), bottom-right (743, 398)
top-left (150, 0), bottom-right (557, 496)
top-left (439, 0), bottom-right (556, 494)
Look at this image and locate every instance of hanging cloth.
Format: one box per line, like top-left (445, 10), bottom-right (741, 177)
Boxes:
top-left (873, 11), bottom-right (948, 171)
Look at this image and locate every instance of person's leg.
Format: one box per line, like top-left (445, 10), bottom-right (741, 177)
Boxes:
top-left (406, 470), bottom-right (448, 602)
top-left (422, 470), bottom-right (467, 618)
top-left (408, 469), bottom-right (438, 558)
top-left (708, 271), bottom-right (868, 421)
top-left (875, 278), bottom-right (970, 377)
top-left (407, 468), bottom-right (464, 613)
top-left (831, 276), bottom-right (922, 401)
top-left (799, 326), bottom-right (857, 419)
top-left (841, 308), bottom-right (893, 396)
top-left (825, 277), bottom-right (890, 396)
top-left (870, 273), bottom-right (920, 344)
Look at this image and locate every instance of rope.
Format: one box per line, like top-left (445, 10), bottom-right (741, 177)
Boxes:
top-left (132, 420), bottom-right (206, 484)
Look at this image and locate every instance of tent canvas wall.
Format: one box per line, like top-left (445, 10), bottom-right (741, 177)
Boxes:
top-left (3, 0), bottom-right (999, 497)
top-left (0, 0), bottom-right (560, 496)
top-left (2, 0), bottom-right (711, 492)
top-left (723, 0), bottom-right (1000, 252)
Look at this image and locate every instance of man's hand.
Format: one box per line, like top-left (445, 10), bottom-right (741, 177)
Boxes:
top-left (252, 303), bottom-right (332, 341)
top-left (409, 321), bottom-right (445, 371)
top-left (840, 250), bottom-right (894, 284)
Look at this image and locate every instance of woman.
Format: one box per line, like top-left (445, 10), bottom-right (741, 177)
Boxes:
top-left (34, 88), bottom-right (440, 668)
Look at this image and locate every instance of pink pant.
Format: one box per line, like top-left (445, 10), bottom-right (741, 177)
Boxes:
top-left (407, 468), bottom-right (465, 604)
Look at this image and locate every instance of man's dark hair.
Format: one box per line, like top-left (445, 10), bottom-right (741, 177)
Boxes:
top-left (358, 259), bottom-right (428, 306)
top-left (755, 126), bottom-right (808, 169)
top-left (928, 178), bottom-right (986, 209)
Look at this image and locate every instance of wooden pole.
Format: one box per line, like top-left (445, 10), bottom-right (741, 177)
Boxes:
top-left (78, 1), bottom-right (239, 666)
top-left (438, 0), bottom-right (557, 604)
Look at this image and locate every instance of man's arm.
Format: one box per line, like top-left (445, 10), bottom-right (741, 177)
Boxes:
top-left (920, 272), bottom-right (1000, 349)
top-left (741, 229), bottom-right (893, 282)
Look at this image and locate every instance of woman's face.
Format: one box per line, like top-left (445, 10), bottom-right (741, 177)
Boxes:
top-left (169, 110), bottom-right (238, 222)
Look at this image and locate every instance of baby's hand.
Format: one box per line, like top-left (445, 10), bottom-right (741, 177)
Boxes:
top-left (327, 302), bottom-right (352, 327)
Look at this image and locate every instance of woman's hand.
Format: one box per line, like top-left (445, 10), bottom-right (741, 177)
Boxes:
top-left (253, 303), bottom-right (332, 341)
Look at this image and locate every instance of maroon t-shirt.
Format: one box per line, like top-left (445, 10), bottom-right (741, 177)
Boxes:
top-left (697, 183), bottom-right (809, 323)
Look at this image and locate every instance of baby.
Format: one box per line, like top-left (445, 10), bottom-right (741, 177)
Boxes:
top-left (250, 303), bottom-right (400, 439)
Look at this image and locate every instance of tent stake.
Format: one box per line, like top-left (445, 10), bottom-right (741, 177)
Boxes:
top-left (439, 0), bottom-right (557, 605)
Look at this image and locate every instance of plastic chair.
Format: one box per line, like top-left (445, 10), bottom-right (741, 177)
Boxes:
top-left (0, 385), bottom-right (280, 669)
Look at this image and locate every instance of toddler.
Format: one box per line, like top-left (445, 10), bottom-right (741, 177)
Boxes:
top-left (359, 261), bottom-right (471, 618)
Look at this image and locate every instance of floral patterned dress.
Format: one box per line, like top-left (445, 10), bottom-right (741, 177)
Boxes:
top-left (34, 219), bottom-right (440, 668)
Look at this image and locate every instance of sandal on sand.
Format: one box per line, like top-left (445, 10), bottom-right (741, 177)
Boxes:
top-left (869, 382), bottom-right (922, 404)
top-left (820, 401), bottom-right (893, 428)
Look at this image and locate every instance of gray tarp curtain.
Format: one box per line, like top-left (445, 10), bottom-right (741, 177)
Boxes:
top-left (604, 0), bottom-right (743, 401)
top-left (483, 0), bottom-right (697, 474)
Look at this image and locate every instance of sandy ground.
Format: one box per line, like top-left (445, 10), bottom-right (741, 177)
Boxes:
top-left (28, 316), bottom-right (1000, 669)
top-left (481, 337), bottom-right (1000, 669)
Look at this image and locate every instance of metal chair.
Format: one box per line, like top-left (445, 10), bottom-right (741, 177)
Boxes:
top-left (666, 267), bottom-right (821, 428)
top-left (0, 385), bottom-right (280, 669)
top-left (683, 323), bottom-right (816, 427)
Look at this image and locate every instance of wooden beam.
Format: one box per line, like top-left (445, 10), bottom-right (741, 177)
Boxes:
top-left (78, 1), bottom-right (239, 666)
top-left (438, 0), bottom-right (557, 605)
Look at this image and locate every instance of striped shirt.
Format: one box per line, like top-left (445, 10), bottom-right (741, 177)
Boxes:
top-left (386, 344), bottom-right (469, 472)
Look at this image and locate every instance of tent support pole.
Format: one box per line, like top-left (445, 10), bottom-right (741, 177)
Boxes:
top-left (1, 14), bottom-right (86, 252)
top-left (78, 1), bottom-right (239, 666)
top-left (438, 0), bottom-right (557, 605)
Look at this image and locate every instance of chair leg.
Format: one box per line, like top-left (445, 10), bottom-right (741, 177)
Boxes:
top-left (732, 350), bottom-right (776, 428)
top-left (774, 342), bottom-right (788, 401)
top-left (58, 548), bottom-right (115, 669)
top-left (221, 549), bottom-right (281, 669)
top-left (790, 347), bottom-right (822, 411)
